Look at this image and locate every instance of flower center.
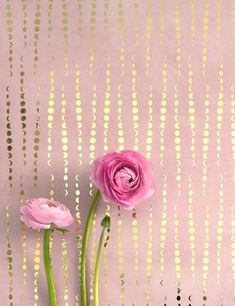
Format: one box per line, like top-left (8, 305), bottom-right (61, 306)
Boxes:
top-left (42, 202), bottom-right (57, 208)
top-left (114, 167), bottom-right (137, 191)
top-left (48, 202), bottom-right (57, 207)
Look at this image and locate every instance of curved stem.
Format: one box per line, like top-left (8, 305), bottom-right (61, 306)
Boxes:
top-left (43, 229), bottom-right (57, 306)
top-left (94, 227), bottom-right (106, 306)
top-left (81, 189), bottom-right (101, 306)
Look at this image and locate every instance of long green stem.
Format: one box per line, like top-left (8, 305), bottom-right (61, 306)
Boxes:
top-left (94, 215), bottom-right (110, 306)
top-left (43, 229), bottom-right (57, 306)
top-left (81, 189), bottom-right (101, 306)
top-left (94, 227), bottom-right (106, 306)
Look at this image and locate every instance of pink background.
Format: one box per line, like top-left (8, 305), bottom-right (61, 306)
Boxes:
top-left (0, 0), bottom-right (235, 305)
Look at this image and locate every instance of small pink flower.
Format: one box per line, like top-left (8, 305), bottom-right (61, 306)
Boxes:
top-left (20, 198), bottom-right (74, 230)
top-left (91, 150), bottom-right (155, 209)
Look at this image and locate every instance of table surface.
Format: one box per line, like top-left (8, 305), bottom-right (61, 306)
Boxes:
top-left (0, 0), bottom-right (235, 305)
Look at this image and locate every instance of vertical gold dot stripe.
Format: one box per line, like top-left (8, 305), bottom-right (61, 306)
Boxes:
top-left (216, 63), bottom-right (224, 166)
top-left (62, 237), bottom-right (69, 305)
top-left (188, 58), bottom-right (196, 166)
top-left (61, 86), bottom-right (69, 196)
top-left (33, 87), bottom-right (40, 187)
top-left (174, 0), bottom-right (182, 76)
top-left (21, 0), bottom-right (27, 47)
top-left (216, 1), bottom-right (222, 47)
top-left (104, 58), bottom-right (111, 153)
top-left (77, 0), bottom-right (83, 39)
top-left (33, 231), bottom-right (41, 305)
top-left (89, 86), bottom-right (97, 168)
top-left (33, 0), bottom-right (41, 75)
top-left (173, 49), bottom-right (182, 299)
top-left (145, 85), bottom-right (153, 304)
top-left (5, 83), bottom-right (14, 305)
top-left (47, 64), bottom-right (55, 169)
top-left (174, 86), bottom-right (181, 192)
top-left (19, 53), bottom-right (28, 286)
top-left (131, 58), bottom-right (139, 151)
top-left (6, 0), bottom-right (13, 77)
top-left (159, 59), bottom-right (168, 284)
top-left (133, 0), bottom-right (139, 40)
top-left (202, 209), bottom-right (210, 291)
top-left (62, 0), bottom-right (69, 76)
top-left (202, 86), bottom-right (210, 193)
top-left (202, 86), bottom-right (210, 301)
top-left (173, 86), bottom-right (181, 284)
top-left (188, 176), bottom-right (196, 283)
top-left (174, 205), bottom-right (181, 280)
top-left (5, 12), bottom-right (13, 281)
top-left (202, 0), bottom-right (209, 75)
top-left (60, 85), bottom-right (70, 304)
top-left (132, 215), bottom-right (139, 278)
top-left (117, 217), bottom-right (125, 304)
top-left (20, 176), bottom-right (27, 285)
top-left (145, 1), bottom-right (152, 76)
top-left (118, 0), bottom-right (125, 75)
top-left (190, 0), bottom-right (196, 46)
top-left (146, 86), bottom-right (153, 160)
top-left (47, 0), bottom-right (53, 46)
top-left (103, 0), bottom-right (109, 33)
top-left (216, 177), bottom-right (224, 287)
top-left (6, 87), bottom-right (13, 189)
top-left (20, 60), bottom-right (27, 165)
top-left (159, 59), bottom-right (167, 167)
top-left (159, 0), bottom-right (165, 45)
top-left (75, 64), bottom-right (82, 306)
top-left (88, 0), bottom-right (96, 77)
top-left (6, 204), bottom-right (13, 305)
top-left (117, 85), bottom-right (125, 151)
top-left (159, 176), bottom-right (167, 280)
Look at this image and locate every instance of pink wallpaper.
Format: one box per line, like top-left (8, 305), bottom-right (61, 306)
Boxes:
top-left (0, 0), bottom-right (235, 305)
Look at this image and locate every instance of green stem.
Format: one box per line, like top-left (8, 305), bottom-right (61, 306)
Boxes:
top-left (94, 227), bottom-right (106, 306)
top-left (81, 189), bottom-right (101, 306)
top-left (94, 215), bottom-right (111, 306)
top-left (43, 229), bottom-right (57, 306)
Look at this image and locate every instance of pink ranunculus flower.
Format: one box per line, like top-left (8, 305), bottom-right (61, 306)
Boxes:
top-left (20, 198), bottom-right (74, 230)
top-left (91, 150), bottom-right (155, 209)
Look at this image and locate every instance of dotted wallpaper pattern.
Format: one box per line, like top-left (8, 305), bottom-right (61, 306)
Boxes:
top-left (0, 0), bottom-right (235, 305)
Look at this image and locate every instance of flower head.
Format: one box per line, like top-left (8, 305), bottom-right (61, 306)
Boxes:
top-left (20, 198), bottom-right (74, 230)
top-left (91, 150), bottom-right (155, 209)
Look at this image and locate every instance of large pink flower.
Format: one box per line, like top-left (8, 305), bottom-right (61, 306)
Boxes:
top-left (91, 150), bottom-right (155, 209)
top-left (20, 198), bottom-right (74, 230)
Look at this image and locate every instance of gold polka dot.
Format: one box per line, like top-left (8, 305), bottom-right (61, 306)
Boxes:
top-left (146, 265), bottom-right (151, 271)
top-left (34, 257), bottom-right (40, 263)
top-left (175, 257), bottom-right (181, 264)
top-left (146, 257), bottom-right (152, 264)
top-left (191, 265), bottom-right (195, 271)
top-left (175, 265), bottom-right (181, 271)
top-left (203, 265), bottom-right (208, 271)
top-left (203, 258), bottom-right (209, 264)
top-left (175, 250), bottom-right (180, 256)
